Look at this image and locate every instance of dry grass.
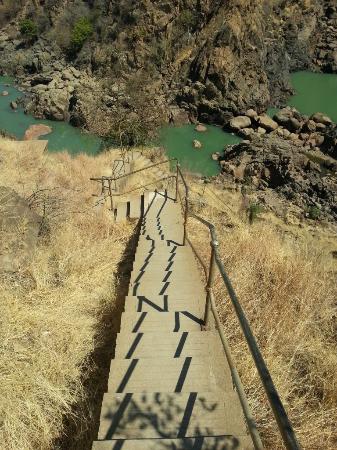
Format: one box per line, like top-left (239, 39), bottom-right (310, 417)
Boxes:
top-left (0, 139), bottom-right (134, 449)
top-left (187, 183), bottom-right (337, 449)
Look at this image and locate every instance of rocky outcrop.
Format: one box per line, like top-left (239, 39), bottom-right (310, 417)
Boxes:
top-left (24, 124), bottom-right (52, 140)
top-left (219, 135), bottom-right (337, 221)
top-left (0, 0), bottom-right (336, 131)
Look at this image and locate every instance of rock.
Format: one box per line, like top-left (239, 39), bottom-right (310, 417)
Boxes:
top-left (10, 101), bottom-right (18, 110)
top-left (303, 120), bottom-right (317, 132)
top-left (24, 124), bottom-right (52, 140)
top-left (311, 112), bottom-right (333, 125)
top-left (283, 129), bottom-right (291, 138)
top-left (316, 122), bottom-right (326, 131)
top-left (300, 133), bottom-right (309, 141)
top-left (257, 127), bottom-right (267, 135)
top-left (211, 152), bottom-right (220, 161)
top-left (193, 139), bottom-right (202, 149)
top-left (257, 114), bottom-right (278, 131)
top-left (195, 123), bottom-right (207, 132)
top-left (240, 127), bottom-right (254, 137)
top-left (288, 117), bottom-right (302, 132)
top-left (1, 90), bottom-right (9, 96)
top-left (230, 116), bottom-right (251, 130)
top-left (273, 111), bottom-right (292, 126)
top-left (245, 109), bottom-right (258, 119)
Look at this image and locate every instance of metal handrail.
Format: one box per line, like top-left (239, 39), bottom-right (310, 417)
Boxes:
top-left (109, 176), bottom-right (177, 198)
top-left (173, 166), bottom-right (301, 449)
top-left (90, 158), bottom-right (178, 183)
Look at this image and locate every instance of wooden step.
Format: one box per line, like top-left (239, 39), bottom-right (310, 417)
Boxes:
top-left (92, 435), bottom-right (254, 450)
top-left (115, 331), bottom-right (224, 359)
top-left (96, 391), bottom-right (247, 440)
top-left (107, 356), bottom-right (231, 393)
top-left (124, 296), bottom-right (203, 315)
top-left (119, 311), bottom-right (203, 333)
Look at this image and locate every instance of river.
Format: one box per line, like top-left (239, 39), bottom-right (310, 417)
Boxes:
top-left (1, 72), bottom-right (337, 176)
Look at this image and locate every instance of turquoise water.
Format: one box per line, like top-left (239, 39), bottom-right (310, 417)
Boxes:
top-left (268, 71), bottom-right (337, 122)
top-left (159, 124), bottom-right (241, 177)
top-left (0, 76), bottom-right (102, 155)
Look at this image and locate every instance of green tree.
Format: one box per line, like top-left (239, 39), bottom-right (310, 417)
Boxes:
top-left (70, 17), bottom-right (93, 53)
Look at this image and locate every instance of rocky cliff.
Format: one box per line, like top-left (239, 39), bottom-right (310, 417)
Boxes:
top-left (0, 0), bottom-right (336, 132)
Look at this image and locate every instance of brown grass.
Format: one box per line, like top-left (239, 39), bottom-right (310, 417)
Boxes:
top-left (187, 183), bottom-right (337, 449)
top-left (0, 139), bottom-right (134, 449)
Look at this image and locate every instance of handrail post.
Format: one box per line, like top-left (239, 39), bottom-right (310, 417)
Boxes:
top-left (204, 239), bottom-right (219, 328)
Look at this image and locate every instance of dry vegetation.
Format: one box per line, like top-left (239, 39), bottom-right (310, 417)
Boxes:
top-left (0, 138), bottom-right (134, 450)
top-left (187, 183), bottom-right (337, 449)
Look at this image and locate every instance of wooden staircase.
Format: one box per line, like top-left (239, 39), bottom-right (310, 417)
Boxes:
top-left (92, 191), bottom-right (254, 449)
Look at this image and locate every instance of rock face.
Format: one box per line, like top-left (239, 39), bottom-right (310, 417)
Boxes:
top-left (0, 0), bottom-right (335, 130)
top-left (24, 124), bottom-right (52, 140)
top-left (219, 135), bottom-right (337, 221)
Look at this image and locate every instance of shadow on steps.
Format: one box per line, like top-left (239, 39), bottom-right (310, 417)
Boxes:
top-left (53, 220), bottom-right (141, 450)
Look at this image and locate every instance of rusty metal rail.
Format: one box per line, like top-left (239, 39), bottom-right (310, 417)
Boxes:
top-left (174, 170), bottom-right (301, 450)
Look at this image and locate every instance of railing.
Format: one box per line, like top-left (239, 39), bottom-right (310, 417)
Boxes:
top-left (90, 154), bottom-right (301, 448)
top-left (174, 169), bottom-right (301, 450)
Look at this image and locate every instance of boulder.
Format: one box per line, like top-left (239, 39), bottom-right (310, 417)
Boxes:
top-left (311, 112), bottom-right (332, 125)
top-left (195, 123), bottom-right (207, 132)
top-left (1, 90), bottom-right (9, 96)
top-left (24, 124), bottom-right (52, 140)
top-left (288, 117), bottom-right (302, 132)
top-left (230, 115), bottom-right (251, 130)
top-left (211, 152), bottom-right (220, 161)
top-left (10, 101), bottom-right (18, 110)
top-left (245, 109), bottom-right (258, 119)
top-left (193, 139), bottom-right (202, 149)
top-left (257, 127), bottom-right (267, 135)
top-left (257, 114), bottom-right (278, 131)
top-left (240, 127), bottom-right (254, 137)
top-left (303, 120), bottom-right (317, 132)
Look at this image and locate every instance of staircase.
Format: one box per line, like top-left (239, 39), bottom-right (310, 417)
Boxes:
top-left (92, 190), bottom-right (254, 450)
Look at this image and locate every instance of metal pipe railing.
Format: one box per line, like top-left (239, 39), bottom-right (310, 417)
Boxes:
top-left (187, 211), bottom-right (301, 450)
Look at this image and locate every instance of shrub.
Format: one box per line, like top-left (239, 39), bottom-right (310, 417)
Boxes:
top-left (70, 17), bottom-right (93, 53)
top-left (19, 19), bottom-right (38, 42)
top-left (248, 202), bottom-right (263, 224)
top-left (307, 205), bottom-right (321, 220)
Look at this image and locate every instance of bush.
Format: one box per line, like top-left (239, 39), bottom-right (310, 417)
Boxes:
top-left (308, 206), bottom-right (321, 220)
top-left (19, 19), bottom-right (38, 42)
top-left (70, 17), bottom-right (93, 53)
top-left (248, 202), bottom-right (263, 224)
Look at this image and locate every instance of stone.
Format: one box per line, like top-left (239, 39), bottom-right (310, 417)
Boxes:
top-left (24, 124), bottom-right (52, 140)
top-left (311, 112), bottom-right (332, 125)
top-left (257, 127), bottom-right (267, 135)
top-left (283, 129), bottom-right (291, 138)
top-left (316, 122), bottom-right (326, 131)
top-left (10, 101), bottom-right (18, 110)
top-left (230, 115), bottom-right (251, 130)
top-left (303, 120), bottom-right (317, 132)
top-left (257, 114), bottom-right (278, 131)
top-left (300, 133), bottom-right (309, 141)
top-left (193, 139), bottom-right (202, 149)
top-left (1, 90), bottom-right (9, 96)
top-left (240, 127), bottom-right (253, 137)
top-left (211, 152), bottom-right (220, 160)
top-left (195, 123), bottom-right (207, 132)
top-left (245, 109), bottom-right (258, 119)
top-left (288, 117), bottom-right (302, 132)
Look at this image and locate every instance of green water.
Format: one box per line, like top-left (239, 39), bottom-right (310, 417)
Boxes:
top-left (159, 124), bottom-right (241, 177)
top-left (0, 76), bottom-right (102, 155)
top-left (269, 71), bottom-right (337, 122)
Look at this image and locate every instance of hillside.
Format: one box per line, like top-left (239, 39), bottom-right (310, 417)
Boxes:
top-left (0, 0), bottom-right (336, 135)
